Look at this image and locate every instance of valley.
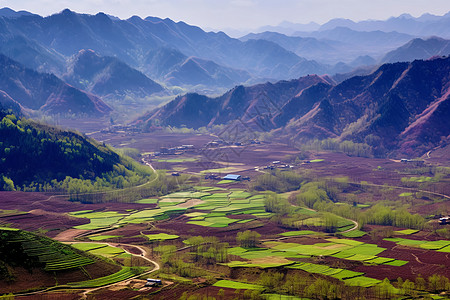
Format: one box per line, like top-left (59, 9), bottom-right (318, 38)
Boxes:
top-left (0, 5), bottom-right (449, 300)
top-left (1, 127), bottom-right (449, 299)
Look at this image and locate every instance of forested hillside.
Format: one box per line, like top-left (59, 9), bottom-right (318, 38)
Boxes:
top-left (0, 111), bottom-right (152, 191)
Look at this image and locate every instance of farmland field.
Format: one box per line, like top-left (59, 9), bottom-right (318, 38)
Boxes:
top-left (1, 131), bottom-right (449, 299)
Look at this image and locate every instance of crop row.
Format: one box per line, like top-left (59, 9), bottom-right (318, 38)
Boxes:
top-left (44, 257), bottom-right (94, 271)
top-left (67, 267), bottom-right (137, 288)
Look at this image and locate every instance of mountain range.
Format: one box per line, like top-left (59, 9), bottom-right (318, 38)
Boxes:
top-left (63, 49), bottom-right (164, 99)
top-left (140, 57), bottom-right (450, 157)
top-left (1, 8), bottom-right (448, 94)
top-left (0, 55), bottom-right (110, 116)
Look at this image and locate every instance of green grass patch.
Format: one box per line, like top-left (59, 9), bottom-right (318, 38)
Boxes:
top-left (438, 245), bottom-right (450, 253)
top-left (365, 257), bottom-right (394, 264)
top-left (136, 198), bottom-right (158, 204)
top-left (88, 245), bottom-right (125, 258)
top-left (325, 238), bottom-right (364, 246)
top-left (383, 260), bottom-right (409, 266)
top-left (69, 243), bottom-right (108, 252)
top-left (331, 270), bottom-right (364, 280)
top-left (0, 226), bottom-right (19, 231)
top-left (145, 233), bottom-right (179, 241)
top-left (339, 230), bottom-right (366, 238)
top-left (399, 192), bottom-right (413, 197)
top-left (217, 180), bottom-right (237, 184)
top-left (89, 235), bottom-right (121, 241)
top-left (344, 276), bottom-right (381, 287)
top-left (309, 159), bottom-right (324, 163)
top-left (394, 229), bottom-right (419, 235)
top-left (224, 261), bottom-right (294, 268)
top-left (74, 216), bottom-right (123, 230)
top-left (213, 280), bottom-right (264, 290)
top-left (279, 231), bottom-right (316, 237)
top-left (67, 267), bottom-right (143, 288)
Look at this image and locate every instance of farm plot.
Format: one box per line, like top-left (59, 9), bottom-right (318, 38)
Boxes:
top-left (70, 210), bottom-right (126, 230)
top-left (1, 229), bottom-right (95, 272)
top-left (224, 246), bottom-right (384, 287)
top-left (67, 267), bottom-right (144, 288)
top-left (186, 191), bottom-right (268, 227)
top-left (73, 243), bottom-right (125, 258)
top-left (89, 235), bottom-right (121, 241)
top-left (265, 239), bottom-right (407, 266)
top-left (286, 262), bottom-right (381, 287)
top-left (279, 230), bottom-right (317, 237)
top-left (384, 238), bottom-right (450, 250)
top-left (213, 280), bottom-right (264, 290)
top-left (145, 233), bottom-right (179, 241)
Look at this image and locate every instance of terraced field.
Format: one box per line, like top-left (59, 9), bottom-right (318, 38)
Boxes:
top-left (1, 228), bottom-right (95, 272)
top-left (67, 267), bottom-right (143, 288)
top-left (384, 237), bottom-right (450, 252)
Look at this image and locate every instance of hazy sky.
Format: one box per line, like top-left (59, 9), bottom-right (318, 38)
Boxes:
top-left (2, 0), bottom-right (450, 31)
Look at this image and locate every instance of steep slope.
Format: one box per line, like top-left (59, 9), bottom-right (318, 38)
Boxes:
top-left (381, 37), bottom-right (450, 63)
top-left (64, 49), bottom-right (164, 98)
top-left (282, 57), bottom-right (450, 155)
top-left (139, 57), bottom-right (450, 156)
top-left (0, 54), bottom-right (110, 116)
top-left (138, 75), bottom-right (334, 129)
top-left (0, 90), bottom-right (23, 115)
top-left (0, 110), bottom-right (150, 189)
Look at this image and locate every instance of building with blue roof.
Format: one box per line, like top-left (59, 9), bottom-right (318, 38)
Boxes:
top-left (223, 174), bottom-right (241, 181)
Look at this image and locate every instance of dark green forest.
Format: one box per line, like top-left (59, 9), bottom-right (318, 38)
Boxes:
top-left (0, 111), bottom-right (152, 192)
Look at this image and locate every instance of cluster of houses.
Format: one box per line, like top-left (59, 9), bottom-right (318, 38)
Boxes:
top-left (205, 139), bottom-right (261, 148)
top-left (100, 124), bottom-right (141, 134)
top-left (259, 160), bottom-right (294, 171)
top-left (400, 159), bottom-right (425, 166)
top-left (153, 145), bottom-right (195, 156)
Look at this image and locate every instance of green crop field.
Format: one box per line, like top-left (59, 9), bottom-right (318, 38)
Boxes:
top-left (88, 245), bottom-right (125, 258)
top-left (74, 216), bottom-right (123, 230)
top-left (213, 280), bottom-right (264, 290)
top-left (89, 235), bottom-right (121, 241)
top-left (309, 158), bottom-right (324, 163)
top-left (135, 198), bottom-right (158, 204)
top-left (145, 233), bottom-right (179, 241)
top-left (279, 230), bottom-right (316, 237)
top-left (394, 229), bottom-right (419, 235)
top-left (384, 238), bottom-right (450, 250)
top-left (72, 243), bottom-right (108, 251)
top-left (339, 230), bottom-right (366, 238)
top-left (2, 230), bottom-right (95, 272)
top-left (344, 276), bottom-right (381, 287)
top-left (67, 267), bottom-right (145, 288)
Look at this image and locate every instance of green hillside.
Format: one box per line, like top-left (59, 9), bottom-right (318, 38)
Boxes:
top-left (0, 111), bottom-right (152, 191)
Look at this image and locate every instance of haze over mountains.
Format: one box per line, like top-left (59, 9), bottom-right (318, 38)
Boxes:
top-left (0, 7), bottom-right (449, 94)
top-left (0, 7), bottom-right (449, 156)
